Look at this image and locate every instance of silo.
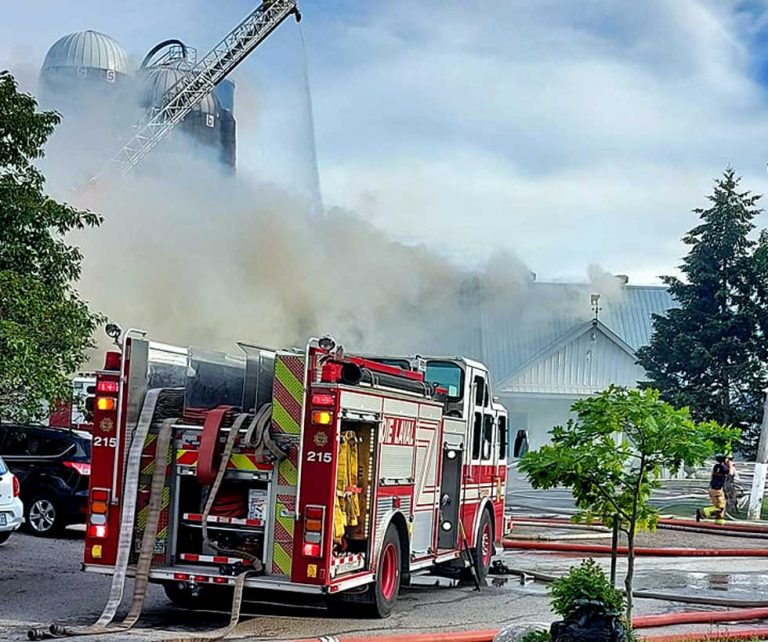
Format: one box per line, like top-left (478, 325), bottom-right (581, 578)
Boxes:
top-left (40, 30), bottom-right (131, 104)
top-left (139, 41), bottom-right (232, 169)
top-left (141, 64), bottom-right (222, 150)
top-left (39, 31), bottom-right (133, 180)
top-left (215, 79), bottom-right (237, 171)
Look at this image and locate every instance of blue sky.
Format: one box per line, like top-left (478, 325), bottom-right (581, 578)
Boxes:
top-left (5, 1), bottom-right (768, 284)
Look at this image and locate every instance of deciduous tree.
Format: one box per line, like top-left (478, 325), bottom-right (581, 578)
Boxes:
top-left (519, 386), bottom-right (738, 622)
top-left (0, 71), bottom-right (102, 422)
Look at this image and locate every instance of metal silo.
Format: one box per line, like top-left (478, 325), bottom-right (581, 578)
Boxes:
top-left (39, 31), bottom-right (134, 182)
top-left (139, 41), bottom-right (234, 170)
top-left (40, 30), bottom-right (131, 100)
top-left (215, 80), bottom-right (237, 171)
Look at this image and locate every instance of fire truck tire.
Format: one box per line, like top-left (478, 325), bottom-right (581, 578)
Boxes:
top-left (325, 524), bottom-right (402, 618)
top-left (368, 524), bottom-right (402, 617)
top-left (162, 582), bottom-right (232, 610)
top-left (461, 509), bottom-right (493, 583)
top-left (24, 494), bottom-right (63, 537)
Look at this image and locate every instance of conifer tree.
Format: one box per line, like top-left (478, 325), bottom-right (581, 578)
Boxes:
top-left (637, 168), bottom-right (768, 458)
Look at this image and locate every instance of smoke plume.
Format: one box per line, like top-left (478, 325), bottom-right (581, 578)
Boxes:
top-left (34, 78), bottom-right (628, 370)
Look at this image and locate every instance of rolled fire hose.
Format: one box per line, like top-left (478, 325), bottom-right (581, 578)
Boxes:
top-left (158, 408), bottom-right (279, 642)
top-left (196, 405), bottom-right (236, 486)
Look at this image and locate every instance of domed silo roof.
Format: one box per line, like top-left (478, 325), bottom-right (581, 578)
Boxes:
top-left (42, 30), bottom-right (130, 80)
top-left (140, 65), bottom-right (219, 117)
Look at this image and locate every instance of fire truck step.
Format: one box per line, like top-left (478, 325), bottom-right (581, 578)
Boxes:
top-left (178, 553), bottom-right (253, 565)
top-left (183, 513), bottom-right (265, 529)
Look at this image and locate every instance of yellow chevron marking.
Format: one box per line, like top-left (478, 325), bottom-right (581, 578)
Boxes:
top-left (278, 457), bottom-right (298, 486)
top-left (275, 358), bottom-right (303, 404)
top-left (272, 397), bottom-right (300, 435)
top-left (229, 453), bottom-right (257, 471)
top-left (272, 543), bottom-right (292, 574)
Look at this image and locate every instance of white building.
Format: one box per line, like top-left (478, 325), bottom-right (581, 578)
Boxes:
top-left (466, 280), bottom-right (675, 452)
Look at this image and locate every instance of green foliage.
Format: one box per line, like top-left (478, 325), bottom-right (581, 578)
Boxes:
top-left (519, 386), bottom-right (739, 532)
top-left (519, 631), bottom-right (550, 642)
top-left (520, 385), bottom-right (738, 622)
top-left (636, 168), bottom-right (768, 459)
top-left (549, 559), bottom-right (624, 618)
top-left (0, 71), bottom-right (103, 422)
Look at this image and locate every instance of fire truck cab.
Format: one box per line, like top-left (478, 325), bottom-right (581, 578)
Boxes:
top-left (83, 335), bottom-right (509, 617)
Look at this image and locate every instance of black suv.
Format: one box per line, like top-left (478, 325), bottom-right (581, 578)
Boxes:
top-left (0, 424), bottom-right (92, 536)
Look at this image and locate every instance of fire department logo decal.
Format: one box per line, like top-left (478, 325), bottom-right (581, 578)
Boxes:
top-left (313, 431), bottom-right (329, 447)
top-left (99, 417), bottom-right (114, 434)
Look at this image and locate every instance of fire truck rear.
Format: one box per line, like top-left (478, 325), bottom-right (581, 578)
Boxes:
top-left (83, 334), bottom-right (509, 617)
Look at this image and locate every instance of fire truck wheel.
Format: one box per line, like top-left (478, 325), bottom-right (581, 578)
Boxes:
top-left (326, 524), bottom-right (402, 618)
top-left (163, 582), bottom-right (232, 610)
top-left (25, 495), bottom-right (63, 537)
top-left (369, 524), bottom-right (402, 617)
top-left (462, 509), bottom-right (493, 583)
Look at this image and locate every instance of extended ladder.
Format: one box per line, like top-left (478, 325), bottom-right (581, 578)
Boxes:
top-left (95, 0), bottom-right (299, 181)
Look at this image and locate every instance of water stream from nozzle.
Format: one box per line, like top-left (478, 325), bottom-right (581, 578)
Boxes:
top-left (297, 22), bottom-right (324, 219)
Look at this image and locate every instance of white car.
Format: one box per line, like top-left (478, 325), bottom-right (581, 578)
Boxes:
top-left (0, 455), bottom-right (23, 544)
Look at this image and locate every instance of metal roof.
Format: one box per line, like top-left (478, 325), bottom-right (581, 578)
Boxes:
top-left (475, 283), bottom-right (675, 384)
top-left (498, 320), bottom-right (648, 395)
top-left (42, 30), bottom-right (130, 74)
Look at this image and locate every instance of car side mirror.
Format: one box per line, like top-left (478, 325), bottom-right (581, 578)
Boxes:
top-left (513, 430), bottom-right (529, 459)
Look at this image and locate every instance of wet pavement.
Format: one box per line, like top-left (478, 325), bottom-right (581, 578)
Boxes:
top-left (3, 528), bottom-right (768, 641)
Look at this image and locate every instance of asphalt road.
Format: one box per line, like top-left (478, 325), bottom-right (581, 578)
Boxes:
top-left (0, 528), bottom-right (555, 642)
top-left (4, 527), bottom-right (768, 642)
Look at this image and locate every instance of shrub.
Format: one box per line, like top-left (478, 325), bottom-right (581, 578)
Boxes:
top-left (519, 631), bottom-right (550, 642)
top-left (549, 559), bottom-right (624, 618)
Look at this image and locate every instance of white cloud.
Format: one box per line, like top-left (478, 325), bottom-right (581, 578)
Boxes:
top-left (305, 0), bottom-right (768, 281)
top-left (3, 0), bottom-right (768, 286)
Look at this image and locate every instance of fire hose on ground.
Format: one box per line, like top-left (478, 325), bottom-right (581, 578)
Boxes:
top-left (502, 539), bottom-right (768, 556)
top-left (491, 561), bottom-right (768, 608)
top-left (289, 630), bottom-right (768, 642)
top-left (510, 515), bottom-right (768, 536)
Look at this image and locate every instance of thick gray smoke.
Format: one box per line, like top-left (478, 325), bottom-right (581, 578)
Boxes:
top-left (31, 67), bottom-right (627, 368)
top-left (58, 144), bottom-right (627, 367)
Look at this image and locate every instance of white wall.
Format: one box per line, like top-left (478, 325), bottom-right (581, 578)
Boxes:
top-left (500, 394), bottom-right (578, 454)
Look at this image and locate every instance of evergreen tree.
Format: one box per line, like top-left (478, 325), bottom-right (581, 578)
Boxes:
top-left (636, 168), bottom-right (768, 458)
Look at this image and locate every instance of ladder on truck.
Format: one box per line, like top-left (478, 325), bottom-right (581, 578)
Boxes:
top-left (92, 0), bottom-right (300, 182)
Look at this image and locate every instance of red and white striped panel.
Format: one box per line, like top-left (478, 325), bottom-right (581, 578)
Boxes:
top-left (178, 553), bottom-right (251, 565)
top-left (330, 553), bottom-right (365, 578)
top-left (183, 513), bottom-right (264, 528)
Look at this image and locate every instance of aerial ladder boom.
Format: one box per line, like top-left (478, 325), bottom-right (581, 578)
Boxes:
top-left (95, 0), bottom-right (300, 181)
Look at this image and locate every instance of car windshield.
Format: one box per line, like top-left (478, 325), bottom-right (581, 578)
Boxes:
top-left (0, 456), bottom-right (6, 475)
top-left (425, 361), bottom-right (464, 401)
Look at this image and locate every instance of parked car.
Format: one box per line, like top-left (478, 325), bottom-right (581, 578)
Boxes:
top-left (0, 425), bottom-right (91, 536)
top-left (0, 455), bottom-right (23, 544)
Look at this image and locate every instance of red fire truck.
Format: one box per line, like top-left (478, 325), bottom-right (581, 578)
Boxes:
top-left (82, 334), bottom-right (509, 618)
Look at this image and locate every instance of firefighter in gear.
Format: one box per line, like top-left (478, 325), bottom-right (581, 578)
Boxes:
top-left (333, 431), bottom-right (362, 545)
top-left (696, 455), bottom-right (730, 524)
